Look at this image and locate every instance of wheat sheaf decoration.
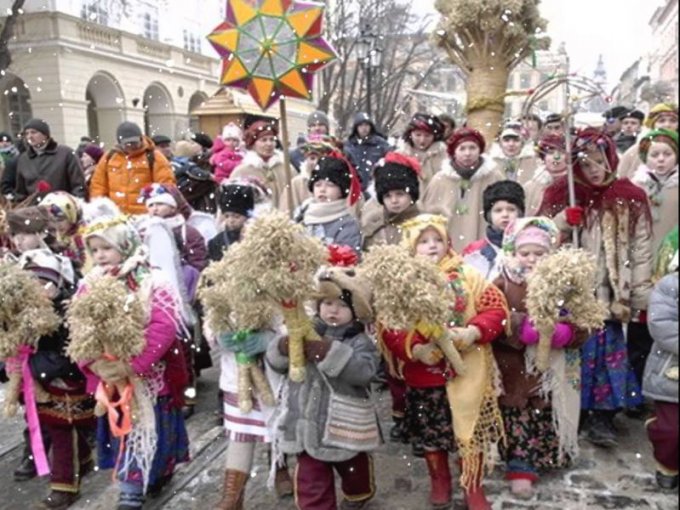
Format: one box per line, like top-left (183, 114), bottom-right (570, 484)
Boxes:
top-left (526, 247), bottom-right (608, 371)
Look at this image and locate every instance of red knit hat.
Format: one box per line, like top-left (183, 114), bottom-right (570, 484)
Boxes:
top-left (244, 120), bottom-right (278, 149)
top-left (536, 134), bottom-right (566, 160)
top-left (446, 127), bottom-right (486, 157)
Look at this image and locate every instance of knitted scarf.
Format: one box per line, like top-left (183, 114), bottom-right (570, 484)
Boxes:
top-left (301, 198), bottom-right (350, 226)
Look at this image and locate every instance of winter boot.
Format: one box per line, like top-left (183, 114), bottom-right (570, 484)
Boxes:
top-left (40, 490), bottom-right (79, 510)
top-left (389, 417), bottom-right (406, 442)
top-left (460, 456), bottom-right (491, 510)
top-left (423, 450), bottom-right (452, 509)
top-left (217, 469), bottom-right (248, 510)
top-left (584, 411), bottom-right (617, 448)
top-left (656, 471), bottom-right (679, 490)
top-left (13, 454), bottom-right (37, 481)
top-left (275, 465), bottom-right (294, 498)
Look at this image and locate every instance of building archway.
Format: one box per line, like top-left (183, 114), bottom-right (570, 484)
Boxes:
top-left (188, 91), bottom-right (208, 133)
top-left (143, 82), bottom-right (174, 138)
top-left (0, 74), bottom-right (33, 138)
top-left (85, 71), bottom-right (125, 146)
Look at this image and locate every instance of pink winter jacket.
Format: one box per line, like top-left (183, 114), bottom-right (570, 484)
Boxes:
top-left (80, 286), bottom-right (178, 398)
top-left (210, 138), bottom-right (245, 183)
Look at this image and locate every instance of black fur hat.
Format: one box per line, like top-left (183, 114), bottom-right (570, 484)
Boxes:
top-left (374, 161), bottom-right (420, 205)
top-left (218, 183), bottom-right (255, 216)
top-left (482, 180), bottom-right (525, 223)
top-left (307, 156), bottom-right (351, 198)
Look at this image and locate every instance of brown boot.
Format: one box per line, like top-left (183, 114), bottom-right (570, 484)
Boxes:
top-left (275, 466), bottom-right (294, 498)
top-left (423, 450), bottom-right (452, 509)
top-left (217, 469), bottom-right (249, 510)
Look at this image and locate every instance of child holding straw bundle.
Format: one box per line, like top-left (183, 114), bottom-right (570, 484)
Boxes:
top-left (370, 214), bottom-right (508, 510)
top-left (67, 211), bottom-right (190, 510)
top-left (492, 218), bottom-right (605, 498)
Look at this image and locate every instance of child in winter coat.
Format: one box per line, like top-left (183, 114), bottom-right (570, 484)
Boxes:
top-left (421, 128), bottom-right (504, 252)
top-left (462, 180), bottom-right (525, 281)
top-left (618, 103), bottom-right (678, 179)
top-left (77, 215), bottom-right (190, 509)
top-left (7, 206), bottom-right (58, 255)
top-left (295, 152), bottom-right (363, 254)
top-left (632, 129), bottom-right (678, 253)
top-left (524, 134), bottom-right (568, 215)
top-left (41, 191), bottom-right (87, 270)
top-left (208, 181), bottom-right (256, 262)
top-left (211, 123), bottom-right (245, 184)
top-left (140, 183), bottom-right (208, 272)
top-left (266, 256), bottom-right (380, 510)
top-left (492, 218), bottom-right (588, 498)
top-left (291, 134), bottom-right (336, 211)
top-left (642, 253), bottom-right (678, 490)
top-left (16, 249), bottom-right (94, 510)
top-left (380, 214), bottom-right (508, 510)
top-left (361, 152), bottom-right (422, 251)
top-left (396, 113), bottom-right (448, 189)
top-left (539, 127), bottom-right (653, 447)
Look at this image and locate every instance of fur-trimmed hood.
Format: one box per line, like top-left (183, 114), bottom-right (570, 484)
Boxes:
top-left (240, 149), bottom-right (284, 170)
top-left (439, 154), bottom-right (499, 182)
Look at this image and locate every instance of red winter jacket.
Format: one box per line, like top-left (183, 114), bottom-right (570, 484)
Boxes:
top-left (380, 307), bottom-right (507, 388)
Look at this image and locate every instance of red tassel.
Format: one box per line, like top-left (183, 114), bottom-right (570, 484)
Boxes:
top-left (327, 244), bottom-right (358, 267)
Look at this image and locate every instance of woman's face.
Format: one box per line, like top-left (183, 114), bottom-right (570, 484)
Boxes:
top-left (654, 113), bottom-right (679, 132)
top-left (254, 134), bottom-right (276, 158)
top-left (411, 130), bottom-right (435, 151)
top-left (579, 149), bottom-right (608, 186)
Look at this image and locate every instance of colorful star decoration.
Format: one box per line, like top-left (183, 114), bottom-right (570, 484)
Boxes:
top-left (208, 0), bottom-right (338, 110)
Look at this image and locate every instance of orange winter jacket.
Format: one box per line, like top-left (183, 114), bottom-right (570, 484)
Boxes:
top-left (89, 137), bottom-right (176, 214)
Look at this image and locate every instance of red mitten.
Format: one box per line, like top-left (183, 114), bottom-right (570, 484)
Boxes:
top-left (565, 206), bottom-right (585, 227)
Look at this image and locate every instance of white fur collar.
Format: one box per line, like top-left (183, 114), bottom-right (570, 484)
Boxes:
top-left (632, 165), bottom-right (679, 187)
top-left (440, 155), bottom-right (499, 181)
top-left (488, 141), bottom-right (535, 162)
top-left (241, 150), bottom-right (284, 169)
top-left (397, 139), bottom-right (446, 161)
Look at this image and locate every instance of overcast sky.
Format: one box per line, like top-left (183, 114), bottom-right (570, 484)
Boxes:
top-left (420, 0), bottom-right (663, 92)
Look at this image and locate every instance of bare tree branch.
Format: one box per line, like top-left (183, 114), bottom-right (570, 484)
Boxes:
top-left (0, 0), bottom-right (26, 72)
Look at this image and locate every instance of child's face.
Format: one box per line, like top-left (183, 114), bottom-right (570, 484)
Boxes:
top-left (224, 137), bottom-right (240, 150)
top-left (319, 297), bottom-right (354, 327)
top-left (579, 149), bottom-right (608, 186)
top-left (304, 153), bottom-right (320, 173)
top-left (515, 243), bottom-right (548, 273)
top-left (383, 189), bottom-right (413, 215)
top-left (410, 130), bottom-right (435, 151)
top-left (454, 141), bottom-right (481, 167)
top-left (87, 237), bottom-right (123, 271)
top-left (223, 212), bottom-right (247, 231)
top-left (11, 232), bottom-right (43, 253)
top-left (313, 179), bottom-right (342, 202)
top-left (654, 113), bottom-right (678, 131)
top-left (415, 227), bottom-right (447, 263)
top-left (647, 141), bottom-right (677, 176)
top-left (51, 217), bottom-right (72, 235)
top-left (490, 200), bottom-right (520, 231)
top-left (544, 150), bottom-right (567, 176)
top-left (500, 136), bottom-right (522, 157)
top-left (147, 202), bottom-right (178, 218)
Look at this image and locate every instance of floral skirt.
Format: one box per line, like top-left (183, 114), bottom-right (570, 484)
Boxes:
top-left (581, 321), bottom-right (643, 411)
top-left (404, 386), bottom-right (455, 452)
top-left (501, 405), bottom-right (569, 478)
top-left (96, 396), bottom-right (190, 487)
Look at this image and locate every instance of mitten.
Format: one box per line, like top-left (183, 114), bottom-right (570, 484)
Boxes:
top-left (565, 206), bottom-right (585, 227)
top-left (610, 301), bottom-right (631, 323)
top-left (551, 322), bottom-right (574, 348)
top-left (304, 339), bottom-right (332, 362)
top-left (519, 317), bottom-right (540, 345)
top-left (412, 343), bottom-right (444, 366)
top-left (449, 326), bottom-right (481, 351)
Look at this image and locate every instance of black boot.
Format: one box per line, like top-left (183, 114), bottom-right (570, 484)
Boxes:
top-left (584, 410), bottom-right (617, 448)
top-left (656, 471), bottom-right (679, 490)
top-left (389, 417), bottom-right (408, 443)
top-left (14, 455), bottom-right (37, 481)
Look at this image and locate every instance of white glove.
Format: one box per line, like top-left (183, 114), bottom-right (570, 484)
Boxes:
top-left (412, 343), bottom-right (444, 366)
top-left (449, 326), bottom-right (481, 351)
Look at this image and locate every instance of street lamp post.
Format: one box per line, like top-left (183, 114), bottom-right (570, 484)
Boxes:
top-left (357, 22), bottom-right (382, 120)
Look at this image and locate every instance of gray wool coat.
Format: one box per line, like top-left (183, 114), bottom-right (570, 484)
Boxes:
top-left (265, 321), bottom-right (380, 462)
top-left (642, 273), bottom-right (679, 403)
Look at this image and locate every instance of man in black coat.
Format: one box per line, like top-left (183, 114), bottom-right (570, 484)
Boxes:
top-left (343, 112), bottom-right (391, 192)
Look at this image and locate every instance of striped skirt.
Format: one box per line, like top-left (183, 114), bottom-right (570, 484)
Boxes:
top-left (223, 390), bottom-right (274, 443)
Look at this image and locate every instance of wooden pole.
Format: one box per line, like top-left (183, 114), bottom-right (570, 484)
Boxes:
top-left (279, 96), bottom-right (294, 217)
top-left (563, 59), bottom-right (579, 247)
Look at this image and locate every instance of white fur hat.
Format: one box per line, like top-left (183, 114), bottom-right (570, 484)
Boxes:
top-left (222, 122), bottom-right (242, 141)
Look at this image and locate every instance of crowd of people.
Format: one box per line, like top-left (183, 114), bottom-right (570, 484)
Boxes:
top-left (0, 101), bottom-right (677, 510)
